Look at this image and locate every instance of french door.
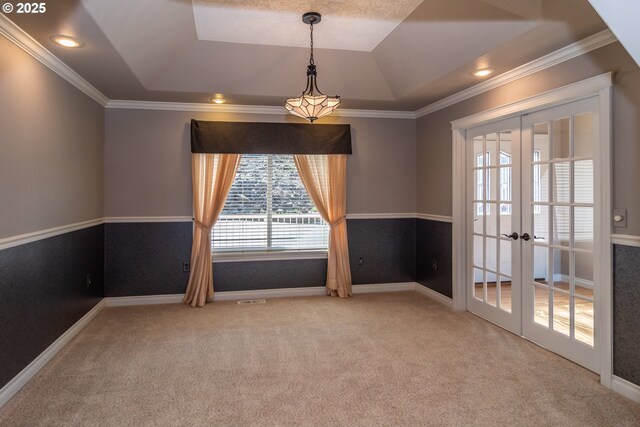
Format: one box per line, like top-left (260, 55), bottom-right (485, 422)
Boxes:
top-left (467, 116), bottom-right (522, 335)
top-left (466, 97), bottom-right (600, 371)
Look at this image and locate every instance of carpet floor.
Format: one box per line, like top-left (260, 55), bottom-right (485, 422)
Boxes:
top-left (1, 291), bottom-right (639, 426)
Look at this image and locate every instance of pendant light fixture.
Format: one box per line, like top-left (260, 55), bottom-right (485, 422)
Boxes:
top-left (285, 12), bottom-right (340, 123)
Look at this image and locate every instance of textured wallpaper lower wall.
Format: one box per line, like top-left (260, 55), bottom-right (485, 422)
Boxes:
top-left (0, 225), bottom-right (104, 389)
top-left (3, 222), bottom-right (640, 392)
top-left (416, 219), bottom-right (453, 298)
top-left (104, 219), bottom-right (421, 296)
top-left (613, 244), bottom-right (640, 386)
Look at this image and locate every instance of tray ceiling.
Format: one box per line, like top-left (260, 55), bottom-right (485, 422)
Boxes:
top-left (192, 0), bottom-right (424, 51)
top-left (5, 0), bottom-right (608, 110)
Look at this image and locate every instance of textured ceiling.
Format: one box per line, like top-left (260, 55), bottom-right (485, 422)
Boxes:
top-left (5, 0), bottom-right (608, 110)
top-left (192, 0), bottom-right (424, 51)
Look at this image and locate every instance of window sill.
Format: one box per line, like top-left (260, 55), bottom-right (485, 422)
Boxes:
top-left (212, 250), bottom-right (328, 263)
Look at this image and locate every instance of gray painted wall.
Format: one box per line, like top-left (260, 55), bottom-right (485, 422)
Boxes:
top-left (104, 110), bottom-right (416, 217)
top-left (416, 42), bottom-right (640, 238)
top-left (0, 35), bottom-right (105, 389)
top-left (0, 37), bottom-right (105, 239)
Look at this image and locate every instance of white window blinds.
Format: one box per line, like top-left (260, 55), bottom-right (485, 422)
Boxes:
top-left (212, 154), bottom-right (329, 252)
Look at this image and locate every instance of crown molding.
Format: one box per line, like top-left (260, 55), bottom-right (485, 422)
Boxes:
top-left (333, 108), bottom-right (414, 120)
top-left (415, 29), bottom-right (617, 118)
top-left (0, 14), bottom-right (109, 107)
top-left (1, 12), bottom-right (617, 120)
top-left (106, 100), bottom-right (415, 119)
top-left (450, 72), bottom-right (612, 130)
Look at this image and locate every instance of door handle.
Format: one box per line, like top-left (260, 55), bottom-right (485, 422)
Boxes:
top-left (501, 232), bottom-right (519, 240)
top-left (521, 233), bottom-right (544, 241)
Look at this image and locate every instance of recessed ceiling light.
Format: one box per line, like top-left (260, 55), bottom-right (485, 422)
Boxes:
top-left (211, 98), bottom-right (226, 104)
top-left (50, 35), bottom-right (85, 48)
top-left (471, 68), bottom-right (495, 77)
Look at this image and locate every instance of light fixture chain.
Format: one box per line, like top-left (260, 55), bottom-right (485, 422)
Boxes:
top-left (309, 21), bottom-right (314, 65)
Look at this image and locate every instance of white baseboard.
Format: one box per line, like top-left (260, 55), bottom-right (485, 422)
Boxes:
top-left (612, 376), bottom-right (640, 404)
top-left (214, 286), bottom-right (326, 301)
top-left (0, 300), bottom-right (105, 409)
top-left (105, 294), bottom-right (184, 307)
top-left (414, 283), bottom-right (454, 308)
top-left (105, 283), bottom-right (447, 308)
top-left (104, 282), bottom-right (419, 306)
top-left (353, 282), bottom-right (416, 293)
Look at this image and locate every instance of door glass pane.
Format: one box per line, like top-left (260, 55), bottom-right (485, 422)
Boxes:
top-left (551, 248), bottom-right (570, 288)
top-left (499, 275), bottom-right (512, 313)
top-left (574, 207), bottom-right (594, 249)
top-left (474, 203), bottom-right (484, 234)
top-left (487, 168), bottom-right (497, 201)
top-left (534, 285), bottom-right (550, 328)
top-left (499, 207), bottom-right (512, 238)
top-left (575, 282), bottom-right (594, 299)
top-left (486, 203), bottom-right (498, 236)
top-left (487, 279), bottom-right (497, 307)
top-left (574, 113), bottom-right (595, 158)
top-left (575, 251), bottom-right (594, 298)
top-left (473, 268), bottom-right (484, 301)
top-left (552, 290), bottom-right (570, 336)
top-left (473, 235), bottom-right (483, 267)
top-left (533, 204), bottom-right (549, 242)
top-left (552, 206), bottom-right (570, 247)
top-left (574, 298), bottom-right (594, 346)
top-left (500, 131), bottom-right (512, 163)
top-left (473, 136), bottom-right (484, 159)
top-left (533, 162), bottom-right (549, 202)
top-left (574, 160), bottom-right (593, 204)
top-left (474, 169), bottom-right (485, 201)
top-left (533, 245), bottom-right (549, 285)
top-left (533, 122), bottom-right (550, 162)
top-left (553, 162), bottom-right (570, 203)
top-left (499, 239), bottom-right (512, 276)
top-left (486, 133), bottom-right (498, 166)
top-left (500, 166), bottom-right (512, 202)
top-left (552, 117), bottom-right (571, 159)
top-left (486, 237), bottom-right (497, 272)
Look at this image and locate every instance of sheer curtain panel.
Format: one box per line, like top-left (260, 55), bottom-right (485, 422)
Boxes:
top-left (294, 154), bottom-right (352, 297)
top-left (184, 153), bottom-right (242, 307)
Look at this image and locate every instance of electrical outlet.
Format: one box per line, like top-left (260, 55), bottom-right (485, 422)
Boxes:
top-left (432, 260), bottom-right (438, 271)
top-left (183, 262), bottom-right (190, 272)
top-left (86, 274), bottom-right (92, 288)
top-left (357, 256), bottom-right (364, 265)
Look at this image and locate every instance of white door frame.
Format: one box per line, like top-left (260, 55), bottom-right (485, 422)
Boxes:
top-left (451, 72), bottom-right (613, 386)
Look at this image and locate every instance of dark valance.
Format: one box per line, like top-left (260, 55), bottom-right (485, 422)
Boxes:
top-left (190, 120), bottom-right (352, 154)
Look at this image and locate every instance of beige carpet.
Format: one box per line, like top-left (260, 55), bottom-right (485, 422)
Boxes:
top-left (1, 292), bottom-right (639, 426)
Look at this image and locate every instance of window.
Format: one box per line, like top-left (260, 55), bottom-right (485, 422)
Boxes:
top-left (212, 154), bottom-right (329, 252)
